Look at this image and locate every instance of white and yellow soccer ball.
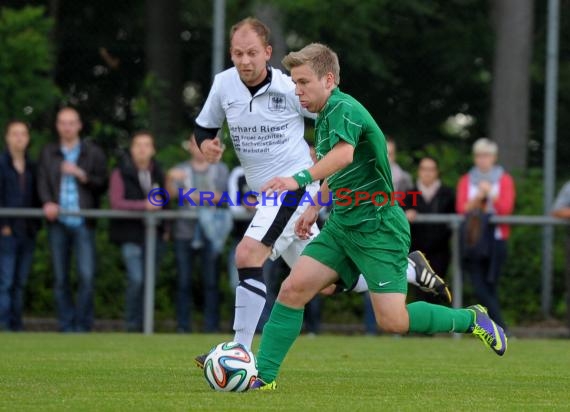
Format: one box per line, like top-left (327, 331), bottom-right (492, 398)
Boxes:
top-left (203, 342), bottom-right (258, 392)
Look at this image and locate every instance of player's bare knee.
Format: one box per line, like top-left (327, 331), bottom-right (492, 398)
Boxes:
top-left (277, 277), bottom-right (305, 306)
top-left (235, 242), bottom-right (252, 267)
top-left (235, 239), bottom-right (266, 267)
top-left (277, 278), bottom-right (296, 301)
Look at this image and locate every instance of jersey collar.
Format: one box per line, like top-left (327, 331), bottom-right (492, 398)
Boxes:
top-left (321, 87), bottom-right (340, 113)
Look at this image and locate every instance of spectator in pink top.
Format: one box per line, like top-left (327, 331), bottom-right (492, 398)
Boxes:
top-left (109, 131), bottom-right (166, 332)
top-left (456, 138), bottom-right (515, 330)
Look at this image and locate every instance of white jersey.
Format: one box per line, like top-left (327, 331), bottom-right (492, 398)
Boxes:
top-left (195, 66), bottom-right (315, 192)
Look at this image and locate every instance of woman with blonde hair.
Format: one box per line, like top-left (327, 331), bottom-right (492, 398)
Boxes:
top-left (456, 138), bottom-right (515, 331)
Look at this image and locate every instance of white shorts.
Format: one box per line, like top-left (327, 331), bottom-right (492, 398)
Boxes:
top-left (244, 181), bottom-right (320, 268)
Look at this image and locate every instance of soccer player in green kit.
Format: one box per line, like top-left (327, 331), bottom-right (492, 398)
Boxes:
top-left (250, 43), bottom-right (507, 390)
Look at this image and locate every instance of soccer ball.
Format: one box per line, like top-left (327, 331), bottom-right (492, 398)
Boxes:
top-left (203, 342), bottom-right (258, 392)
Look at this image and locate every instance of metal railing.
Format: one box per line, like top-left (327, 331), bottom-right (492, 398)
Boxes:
top-left (0, 208), bottom-right (568, 334)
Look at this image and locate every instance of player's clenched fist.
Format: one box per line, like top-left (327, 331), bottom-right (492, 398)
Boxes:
top-left (295, 206), bottom-right (318, 240)
top-left (200, 137), bottom-right (224, 163)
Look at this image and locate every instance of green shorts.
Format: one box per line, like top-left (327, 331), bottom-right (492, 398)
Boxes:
top-left (302, 206), bottom-right (410, 293)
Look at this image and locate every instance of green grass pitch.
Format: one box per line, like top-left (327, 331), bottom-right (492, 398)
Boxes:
top-left (0, 333), bottom-right (568, 411)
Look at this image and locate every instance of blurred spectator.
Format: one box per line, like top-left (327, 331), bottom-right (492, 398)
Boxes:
top-left (38, 107), bottom-right (107, 332)
top-left (405, 156), bottom-right (455, 303)
top-left (456, 138), bottom-right (515, 331)
top-left (0, 121), bottom-right (40, 331)
top-left (109, 131), bottom-right (165, 332)
top-left (167, 135), bottom-right (230, 333)
top-left (387, 137), bottom-right (413, 192)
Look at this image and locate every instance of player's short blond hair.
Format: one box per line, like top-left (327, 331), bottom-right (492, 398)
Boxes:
top-left (230, 17), bottom-right (271, 47)
top-left (282, 43), bottom-right (340, 85)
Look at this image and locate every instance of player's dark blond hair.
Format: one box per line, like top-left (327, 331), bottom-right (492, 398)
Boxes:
top-left (230, 17), bottom-right (271, 46)
top-left (282, 43), bottom-right (340, 85)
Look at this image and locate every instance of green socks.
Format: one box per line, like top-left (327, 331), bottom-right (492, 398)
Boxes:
top-left (255, 301), bottom-right (474, 382)
top-left (407, 301), bottom-right (474, 334)
top-left (256, 301), bottom-right (304, 382)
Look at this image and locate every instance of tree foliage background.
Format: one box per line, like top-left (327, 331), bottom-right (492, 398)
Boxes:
top-left (1, 0), bottom-right (569, 328)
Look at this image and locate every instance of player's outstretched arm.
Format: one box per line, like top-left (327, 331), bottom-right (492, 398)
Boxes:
top-left (261, 142), bottom-right (354, 193)
top-left (306, 141), bottom-right (354, 182)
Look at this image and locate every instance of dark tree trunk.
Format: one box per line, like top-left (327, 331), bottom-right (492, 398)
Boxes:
top-left (489, 0), bottom-right (534, 173)
top-left (47, 0), bottom-right (61, 122)
top-left (146, 0), bottom-right (183, 145)
top-left (254, 3), bottom-right (287, 70)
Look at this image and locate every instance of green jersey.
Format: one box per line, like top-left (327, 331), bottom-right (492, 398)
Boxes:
top-left (315, 87), bottom-right (394, 232)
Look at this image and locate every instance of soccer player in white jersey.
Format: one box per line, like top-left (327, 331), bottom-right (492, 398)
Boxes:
top-left (193, 17), bottom-right (450, 367)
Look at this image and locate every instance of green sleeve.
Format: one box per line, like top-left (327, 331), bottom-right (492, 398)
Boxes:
top-left (326, 102), bottom-right (363, 148)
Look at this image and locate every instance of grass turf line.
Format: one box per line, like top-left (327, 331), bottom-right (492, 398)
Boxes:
top-left (0, 333), bottom-right (569, 411)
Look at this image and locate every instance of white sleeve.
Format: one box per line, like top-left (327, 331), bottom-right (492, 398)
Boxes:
top-left (195, 75), bottom-right (225, 128)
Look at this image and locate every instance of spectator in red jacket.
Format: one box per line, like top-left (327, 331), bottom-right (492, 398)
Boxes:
top-left (456, 138), bottom-right (515, 330)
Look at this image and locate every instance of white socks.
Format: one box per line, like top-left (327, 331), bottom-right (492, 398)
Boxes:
top-left (233, 278), bottom-right (266, 350)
